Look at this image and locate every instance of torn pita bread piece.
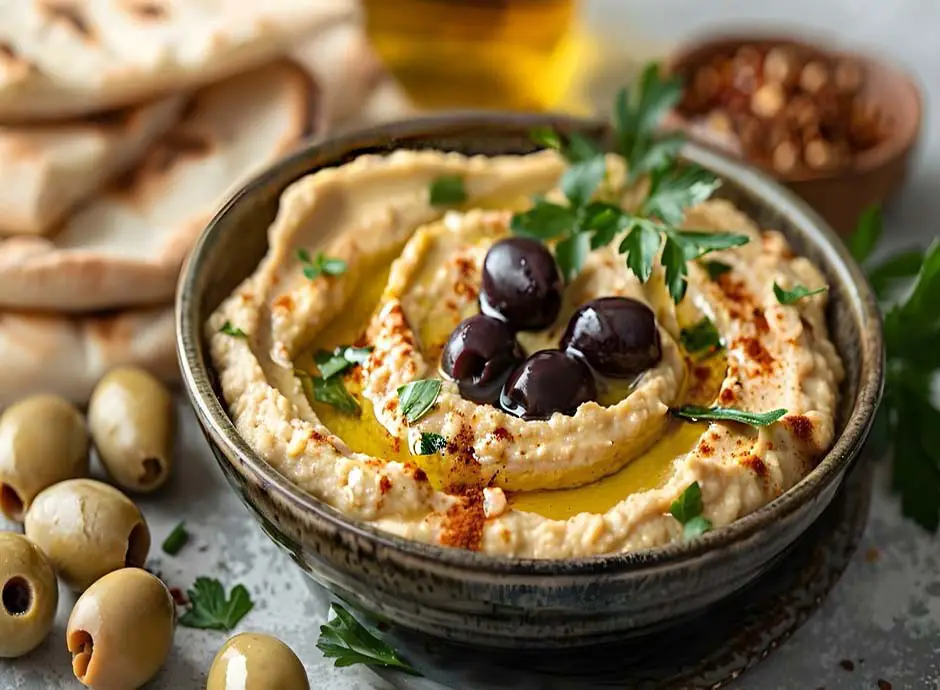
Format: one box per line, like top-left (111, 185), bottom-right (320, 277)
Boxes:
top-left (0, 60), bottom-right (316, 313)
top-left (0, 306), bottom-right (177, 408)
top-left (0, 0), bottom-right (354, 121)
top-left (0, 96), bottom-right (184, 236)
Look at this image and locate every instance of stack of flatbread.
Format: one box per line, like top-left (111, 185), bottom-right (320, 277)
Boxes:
top-left (0, 1), bottom-right (413, 406)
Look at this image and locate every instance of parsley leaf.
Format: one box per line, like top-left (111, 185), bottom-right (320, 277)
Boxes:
top-left (414, 432), bottom-right (448, 455)
top-left (296, 369), bottom-right (360, 415)
top-left (867, 249), bottom-right (925, 298)
top-left (397, 379), bottom-right (442, 423)
top-left (317, 604), bottom-right (418, 674)
top-left (530, 126), bottom-right (562, 150)
top-left (670, 230), bottom-right (751, 262)
top-left (773, 282), bottom-right (829, 305)
top-left (682, 515), bottom-right (713, 539)
top-left (848, 204), bottom-right (883, 263)
top-left (661, 234), bottom-right (689, 303)
top-left (219, 321), bottom-right (247, 338)
top-left (613, 62), bottom-right (684, 182)
top-left (642, 165), bottom-right (722, 226)
top-left (315, 346), bottom-right (374, 379)
top-left (669, 482), bottom-right (713, 539)
top-left (560, 155), bottom-right (607, 208)
top-left (680, 317), bottom-right (723, 358)
top-left (161, 522), bottom-right (189, 556)
top-left (530, 128), bottom-right (600, 163)
top-left (618, 219), bottom-right (662, 282)
top-left (673, 405), bottom-right (787, 427)
top-left (510, 198), bottom-right (576, 241)
top-left (429, 175), bottom-right (467, 206)
top-left (702, 260), bottom-right (732, 280)
top-left (298, 249), bottom-right (347, 280)
top-left (179, 577), bottom-right (253, 631)
top-left (555, 233), bottom-right (591, 283)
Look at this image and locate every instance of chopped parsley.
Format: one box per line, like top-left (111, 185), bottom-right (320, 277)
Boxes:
top-left (314, 346), bottom-right (373, 379)
top-left (773, 282), bottom-right (828, 305)
top-left (219, 321), bottom-right (246, 338)
top-left (161, 522), bottom-right (189, 556)
top-left (669, 482), bottom-right (713, 539)
top-left (414, 432), bottom-right (447, 455)
top-left (429, 175), bottom-right (467, 206)
top-left (679, 317), bottom-right (723, 358)
top-left (297, 248), bottom-right (347, 280)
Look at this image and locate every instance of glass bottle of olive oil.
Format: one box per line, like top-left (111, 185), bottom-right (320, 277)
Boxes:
top-left (363, 0), bottom-right (581, 111)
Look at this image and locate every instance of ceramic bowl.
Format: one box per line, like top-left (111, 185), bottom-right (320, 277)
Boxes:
top-left (176, 114), bottom-right (883, 649)
top-left (665, 32), bottom-right (923, 235)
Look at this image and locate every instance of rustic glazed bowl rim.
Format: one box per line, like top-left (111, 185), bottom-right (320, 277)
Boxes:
top-left (177, 112), bottom-right (884, 575)
top-left (666, 28), bottom-right (924, 183)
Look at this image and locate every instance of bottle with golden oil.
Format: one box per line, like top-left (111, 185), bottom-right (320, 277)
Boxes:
top-left (363, 0), bottom-right (581, 112)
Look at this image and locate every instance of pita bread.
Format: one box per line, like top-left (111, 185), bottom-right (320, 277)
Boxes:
top-left (0, 0), bottom-right (355, 121)
top-left (0, 59), bottom-right (316, 313)
top-left (0, 306), bottom-right (177, 408)
top-left (0, 96), bottom-right (184, 236)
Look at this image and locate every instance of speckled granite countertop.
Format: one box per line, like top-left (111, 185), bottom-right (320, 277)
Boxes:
top-left (3, 0), bottom-right (939, 688)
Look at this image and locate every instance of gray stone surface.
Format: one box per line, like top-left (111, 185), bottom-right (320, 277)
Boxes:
top-left (3, 0), bottom-right (939, 687)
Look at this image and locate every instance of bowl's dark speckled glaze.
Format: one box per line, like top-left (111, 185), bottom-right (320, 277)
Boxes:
top-left (176, 114), bottom-right (883, 649)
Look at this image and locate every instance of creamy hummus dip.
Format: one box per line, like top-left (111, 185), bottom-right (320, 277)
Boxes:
top-left (207, 149), bottom-right (843, 558)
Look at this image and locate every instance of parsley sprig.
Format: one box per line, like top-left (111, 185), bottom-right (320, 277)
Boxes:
top-left (317, 603), bottom-right (418, 674)
top-left (513, 61), bottom-right (748, 301)
top-left (852, 206), bottom-right (940, 532)
top-left (178, 577), bottom-right (253, 631)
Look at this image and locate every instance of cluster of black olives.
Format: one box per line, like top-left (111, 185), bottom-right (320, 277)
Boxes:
top-left (441, 238), bottom-right (663, 420)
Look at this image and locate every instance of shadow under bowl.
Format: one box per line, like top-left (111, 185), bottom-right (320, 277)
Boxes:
top-left (665, 31), bottom-right (923, 235)
top-left (176, 113), bottom-right (883, 649)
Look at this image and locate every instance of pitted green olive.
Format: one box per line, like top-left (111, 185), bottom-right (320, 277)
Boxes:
top-left (207, 632), bottom-right (309, 690)
top-left (24, 479), bottom-right (150, 591)
top-left (0, 394), bottom-right (90, 521)
top-left (0, 531), bottom-right (58, 658)
top-left (67, 567), bottom-right (174, 690)
top-left (88, 366), bottom-right (175, 493)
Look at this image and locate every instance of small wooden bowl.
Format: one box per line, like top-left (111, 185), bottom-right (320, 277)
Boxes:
top-left (665, 33), bottom-right (923, 234)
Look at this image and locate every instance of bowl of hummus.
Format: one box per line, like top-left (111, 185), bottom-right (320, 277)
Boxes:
top-left (177, 111), bottom-right (882, 647)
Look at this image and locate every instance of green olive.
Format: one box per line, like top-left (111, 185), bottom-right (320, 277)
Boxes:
top-left (0, 394), bottom-right (90, 521)
top-left (88, 366), bottom-right (175, 493)
top-left (67, 567), bottom-right (174, 690)
top-left (207, 632), bottom-right (309, 690)
top-left (0, 531), bottom-right (58, 658)
top-left (24, 479), bottom-right (150, 591)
